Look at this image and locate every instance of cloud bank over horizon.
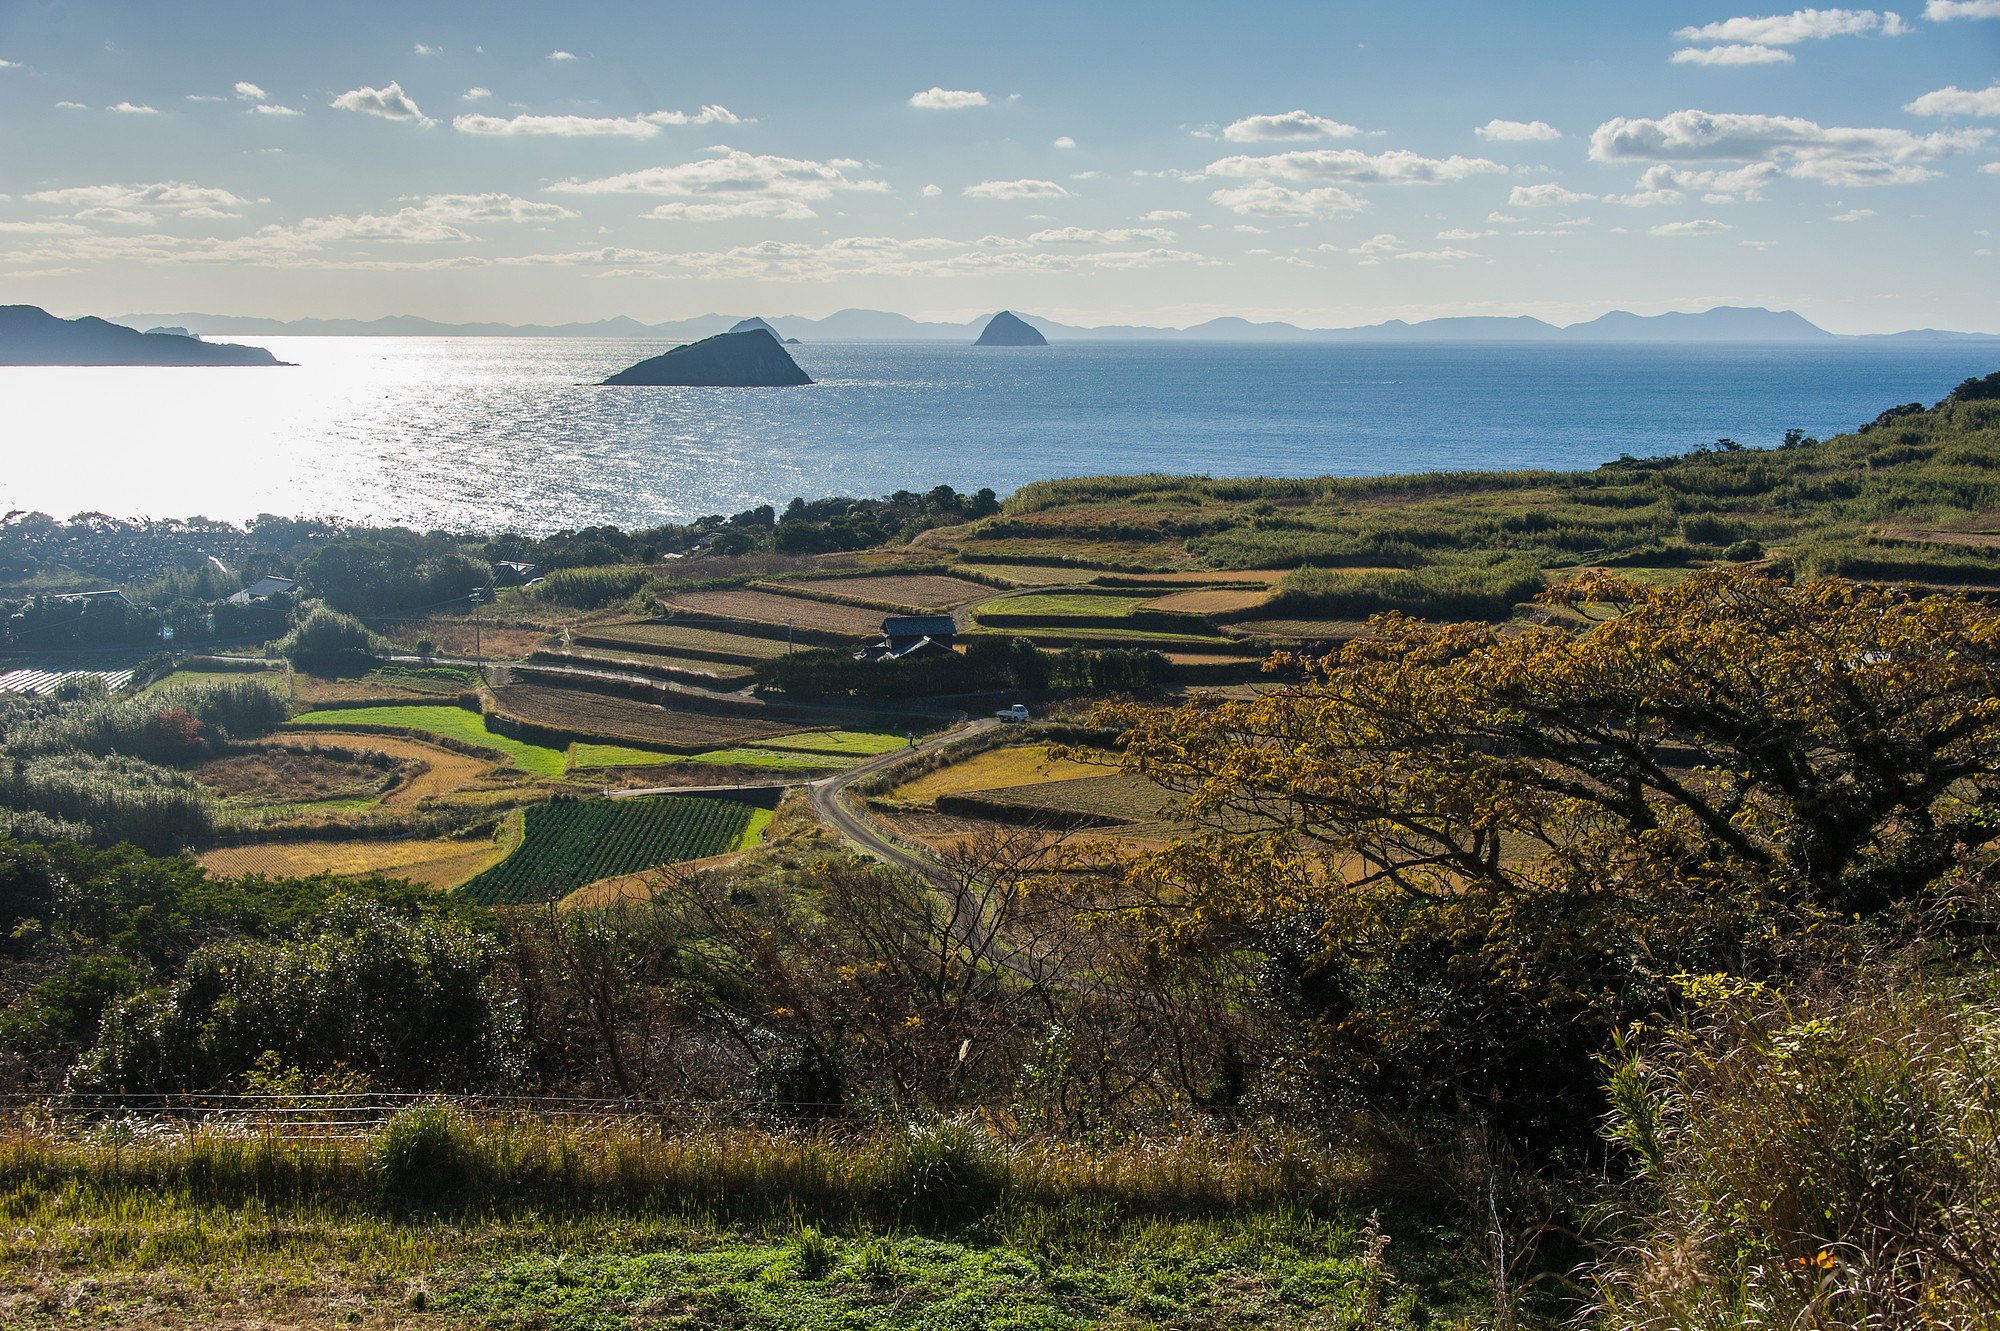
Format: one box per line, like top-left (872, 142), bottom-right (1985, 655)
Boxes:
top-left (1, 0), bottom-right (1996, 334)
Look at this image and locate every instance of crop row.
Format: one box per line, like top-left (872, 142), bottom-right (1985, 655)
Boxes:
top-left (456, 795), bottom-right (754, 905)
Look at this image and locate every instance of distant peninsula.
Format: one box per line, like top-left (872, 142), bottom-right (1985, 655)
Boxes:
top-left (0, 305), bottom-right (287, 366)
top-left (600, 328), bottom-right (812, 387)
top-left (729, 316), bottom-right (801, 344)
top-left (117, 304), bottom-right (2000, 346)
top-left (974, 311), bottom-right (1048, 347)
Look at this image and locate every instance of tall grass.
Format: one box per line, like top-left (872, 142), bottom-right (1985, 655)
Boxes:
top-left (0, 1112), bottom-right (1365, 1230)
top-left (1594, 976), bottom-right (2000, 1329)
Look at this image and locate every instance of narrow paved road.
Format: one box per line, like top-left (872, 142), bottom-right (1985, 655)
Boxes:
top-left (808, 717), bottom-right (1001, 878)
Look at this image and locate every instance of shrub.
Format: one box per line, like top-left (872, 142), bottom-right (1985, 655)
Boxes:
top-left (373, 1106), bottom-right (474, 1198)
top-left (532, 566), bottom-right (651, 609)
top-left (281, 605), bottom-right (375, 674)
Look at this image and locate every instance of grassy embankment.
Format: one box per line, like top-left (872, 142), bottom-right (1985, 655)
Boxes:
top-left (0, 1116), bottom-right (1487, 1330)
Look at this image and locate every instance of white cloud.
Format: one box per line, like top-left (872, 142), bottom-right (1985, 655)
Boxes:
top-left (1832, 207), bottom-right (1876, 219)
top-left (1487, 211), bottom-right (1522, 222)
top-left (1206, 147), bottom-right (1506, 185)
top-left (253, 104), bottom-right (302, 117)
top-left (1924, 0), bottom-right (2000, 15)
top-left (1028, 226), bottom-right (1175, 244)
top-left (909, 87), bottom-right (987, 109)
top-left (108, 102), bottom-right (158, 114)
top-left (1676, 9), bottom-right (1905, 43)
top-left (55, 101), bottom-right (86, 110)
top-left (414, 43), bottom-right (440, 55)
top-left (1142, 209), bottom-right (1191, 220)
top-left (921, 184), bottom-right (943, 197)
top-left (480, 234), bottom-right (1206, 282)
top-left (1672, 43), bottom-right (1797, 63)
top-left (1905, 83), bottom-right (2000, 115)
top-left (1651, 218), bottom-right (1734, 235)
top-left (549, 148), bottom-right (887, 220)
top-left (1397, 247), bottom-right (1478, 261)
top-left (463, 87), bottom-right (492, 101)
top-left (1509, 183), bottom-right (1595, 207)
top-left (25, 182), bottom-right (252, 214)
top-left (1984, 161), bottom-right (2000, 172)
top-left (1221, 110), bottom-right (1363, 142)
top-left (1591, 109), bottom-right (1989, 186)
top-left (330, 82), bottom-right (429, 124)
top-left (454, 106), bottom-right (742, 138)
top-left (1208, 182), bottom-right (1365, 217)
top-left (962, 178), bottom-right (1069, 199)
top-left (1053, 135), bottom-right (1076, 149)
top-left (234, 81), bottom-right (266, 101)
top-left (0, 59), bottom-right (20, 69)
top-left (1438, 227), bottom-right (1495, 239)
top-left (548, 50), bottom-right (578, 61)
top-left (1476, 119), bottom-right (1562, 141)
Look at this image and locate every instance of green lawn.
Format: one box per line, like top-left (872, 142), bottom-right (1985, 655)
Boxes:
top-left (287, 705), bottom-right (569, 778)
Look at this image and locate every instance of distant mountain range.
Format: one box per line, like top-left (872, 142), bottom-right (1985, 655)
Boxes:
top-left (115, 305), bottom-right (2000, 345)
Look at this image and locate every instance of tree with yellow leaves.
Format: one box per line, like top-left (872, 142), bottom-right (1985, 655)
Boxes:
top-left (1057, 569), bottom-right (2000, 1144)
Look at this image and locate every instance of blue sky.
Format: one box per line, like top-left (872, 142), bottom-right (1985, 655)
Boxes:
top-left (1, 1), bottom-right (1996, 332)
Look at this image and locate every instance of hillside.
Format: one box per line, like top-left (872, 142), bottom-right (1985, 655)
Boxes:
top-left (922, 370), bottom-right (2000, 618)
top-left (0, 304), bottom-right (286, 366)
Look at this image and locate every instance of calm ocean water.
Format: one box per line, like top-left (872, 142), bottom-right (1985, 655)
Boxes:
top-left (4, 338), bottom-right (1996, 534)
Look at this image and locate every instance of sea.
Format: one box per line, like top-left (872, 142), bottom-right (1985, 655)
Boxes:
top-left (4, 338), bottom-right (1996, 534)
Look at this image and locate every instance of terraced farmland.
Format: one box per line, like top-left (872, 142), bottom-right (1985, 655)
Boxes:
top-left (578, 622), bottom-right (789, 662)
top-left (660, 589), bottom-right (885, 637)
top-left (977, 592), bottom-right (1152, 620)
top-left (490, 684), bottom-right (793, 748)
top-left (1141, 587), bottom-right (1272, 615)
top-left (456, 795), bottom-right (756, 905)
top-left (783, 574), bottom-right (993, 610)
top-left (287, 705), bottom-right (569, 778)
top-left (548, 647), bottom-right (756, 687)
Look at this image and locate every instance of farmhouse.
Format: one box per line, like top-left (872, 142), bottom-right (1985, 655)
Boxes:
top-left (224, 575), bottom-right (296, 604)
top-left (492, 561), bottom-right (541, 586)
top-left (858, 614), bottom-right (958, 662)
top-left (51, 589), bottom-right (136, 609)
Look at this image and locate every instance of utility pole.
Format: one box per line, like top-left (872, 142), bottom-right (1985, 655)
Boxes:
top-left (787, 617), bottom-right (794, 657)
top-left (470, 587), bottom-right (486, 678)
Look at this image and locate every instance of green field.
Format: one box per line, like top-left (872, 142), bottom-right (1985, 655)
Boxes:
top-left (750, 729), bottom-right (911, 757)
top-left (456, 794), bottom-right (757, 904)
top-left (287, 705), bottom-right (569, 778)
top-left (572, 742), bottom-right (680, 769)
top-left (143, 670), bottom-right (283, 696)
top-left (557, 648), bottom-right (757, 685)
top-left (978, 592), bottom-right (1151, 619)
top-left (689, 746), bottom-right (848, 769)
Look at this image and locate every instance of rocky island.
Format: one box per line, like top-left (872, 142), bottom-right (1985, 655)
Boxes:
top-left (600, 328), bottom-right (813, 387)
top-left (0, 304), bottom-right (288, 366)
top-left (973, 310), bottom-right (1048, 347)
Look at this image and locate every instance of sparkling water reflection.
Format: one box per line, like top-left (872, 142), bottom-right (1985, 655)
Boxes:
top-left (3, 337), bottom-right (1992, 533)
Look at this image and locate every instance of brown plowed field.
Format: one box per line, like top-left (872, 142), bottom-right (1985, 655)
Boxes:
top-left (661, 589), bottom-right (884, 636)
top-left (491, 683), bottom-right (791, 747)
top-left (280, 730), bottom-right (510, 803)
top-left (952, 563), bottom-right (1094, 586)
top-left (796, 575), bottom-right (994, 609)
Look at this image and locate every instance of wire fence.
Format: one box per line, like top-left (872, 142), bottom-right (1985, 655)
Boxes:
top-left (0, 1091), bottom-right (873, 1143)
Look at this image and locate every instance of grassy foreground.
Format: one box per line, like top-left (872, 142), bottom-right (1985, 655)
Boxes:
top-left (0, 1115), bottom-right (1491, 1329)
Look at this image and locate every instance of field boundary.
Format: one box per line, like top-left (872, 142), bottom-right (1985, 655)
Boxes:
top-left (743, 578), bottom-right (985, 616)
top-left (280, 719), bottom-right (513, 764)
top-left (933, 792), bottom-right (1137, 829)
top-left (655, 611), bottom-right (866, 647)
top-left (975, 608), bottom-right (1212, 633)
top-left (528, 649), bottom-right (749, 689)
top-left (571, 633), bottom-right (777, 666)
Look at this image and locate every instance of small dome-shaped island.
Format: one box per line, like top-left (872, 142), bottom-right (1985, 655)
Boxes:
top-left (973, 310), bottom-right (1048, 347)
top-left (600, 328), bottom-right (813, 387)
